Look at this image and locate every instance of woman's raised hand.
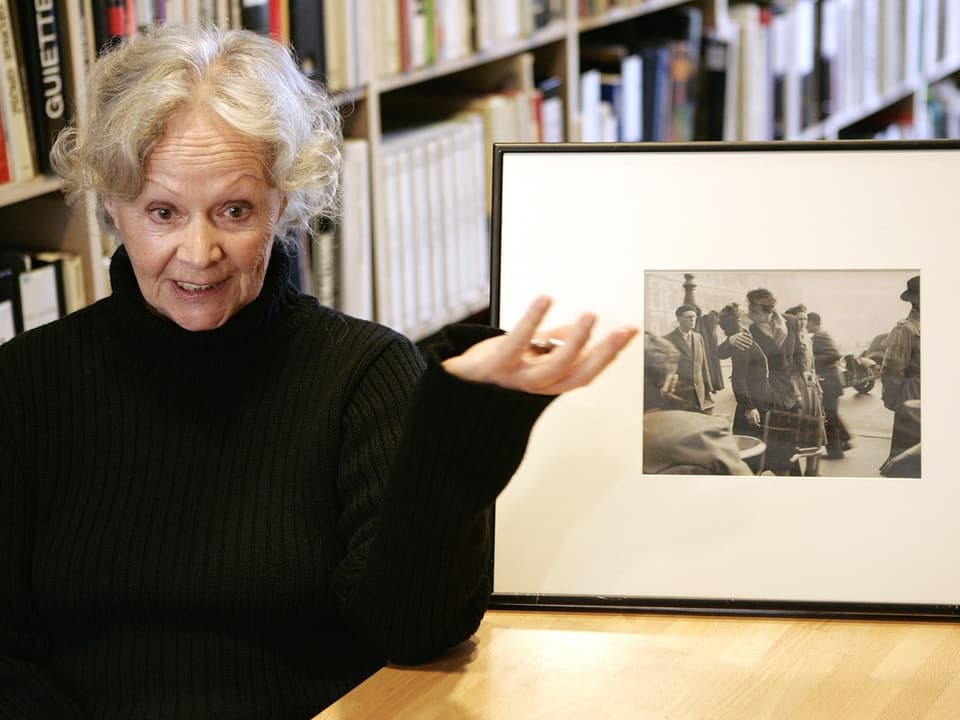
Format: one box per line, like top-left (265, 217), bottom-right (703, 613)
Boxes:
top-left (442, 295), bottom-right (638, 396)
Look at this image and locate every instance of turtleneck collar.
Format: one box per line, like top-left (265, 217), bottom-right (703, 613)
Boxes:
top-left (105, 240), bottom-right (304, 357)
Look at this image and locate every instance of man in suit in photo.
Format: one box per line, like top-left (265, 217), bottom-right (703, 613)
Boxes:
top-left (807, 311), bottom-right (851, 459)
top-left (663, 305), bottom-right (714, 413)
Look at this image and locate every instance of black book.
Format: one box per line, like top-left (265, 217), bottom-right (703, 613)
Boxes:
top-left (289, 0), bottom-right (326, 80)
top-left (0, 249), bottom-right (64, 334)
top-left (240, 0), bottom-right (270, 34)
top-left (695, 35), bottom-right (729, 141)
top-left (14, 0), bottom-right (72, 174)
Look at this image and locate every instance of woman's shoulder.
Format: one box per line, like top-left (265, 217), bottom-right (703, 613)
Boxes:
top-left (297, 300), bottom-right (419, 361)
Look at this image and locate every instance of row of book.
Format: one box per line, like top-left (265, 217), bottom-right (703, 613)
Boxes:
top-left (0, 248), bottom-right (86, 345)
top-left (578, 7), bottom-right (705, 142)
top-left (377, 117), bottom-right (490, 339)
top-left (89, 1), bottom-right (339, 86)
top-left (373, 0), bottom-right (564, 79)
top-left (286, 117), bottom-right (490, 339)
top-left (726, 0), bottom-right (960, 141)
top-left (0, 0), bottom-right (363, 188)
top-left (297, 52), bottom-right (552, 338)
top-left (0, 0), bottom-right (80, 183)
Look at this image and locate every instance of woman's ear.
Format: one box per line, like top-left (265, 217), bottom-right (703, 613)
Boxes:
top-left (103, 198), bottom-right (118, 226)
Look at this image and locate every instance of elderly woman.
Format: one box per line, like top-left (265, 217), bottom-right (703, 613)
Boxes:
top-left (0, 25), bottom-right (636, 717)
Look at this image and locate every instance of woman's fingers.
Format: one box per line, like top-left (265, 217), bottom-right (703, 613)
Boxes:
top-left (535, 325), bottom-right (638, 395)
top-left (502, 295), bottom-right (553, 358)
top-left (442, 295), bottom-right (638, 394)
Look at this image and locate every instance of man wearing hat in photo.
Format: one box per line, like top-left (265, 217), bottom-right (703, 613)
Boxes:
top-left (880, 274), bottom-right (921, 477)
top-left (663, 305), bottom-right (715, 413)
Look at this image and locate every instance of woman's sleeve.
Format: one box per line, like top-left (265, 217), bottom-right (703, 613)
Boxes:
top-left (331, 324), bottom-right (554, 665)
top-left (0, 391), bottom-right (87, 718)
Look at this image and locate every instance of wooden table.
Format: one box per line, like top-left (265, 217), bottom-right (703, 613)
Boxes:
top-left (314, 609), bottom-right (960, 719)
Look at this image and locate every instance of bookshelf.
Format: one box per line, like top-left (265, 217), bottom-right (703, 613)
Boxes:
top-left (1, 0), bottom-right (959, 344)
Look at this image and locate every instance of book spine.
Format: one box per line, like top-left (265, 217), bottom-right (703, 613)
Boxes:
top-left (289, 0), bottom-right (325, 79)
top-left (16, 0), bottom-right (72, 175)
top-left (0, 0), bottom-right (38, 181)
top-left (0, 110), bottom-right (10, 183)
top-left (240, 0), bottom-right (269, 33)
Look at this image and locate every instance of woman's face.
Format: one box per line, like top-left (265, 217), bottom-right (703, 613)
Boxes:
top-left (105, 106), bottom-right (286, 331)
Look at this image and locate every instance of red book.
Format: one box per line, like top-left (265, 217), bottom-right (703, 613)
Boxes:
top-left (269, 0), bottom-right (282, 40)
top-left (107, 0), bottom-right (126, 37)
top-left (0, 113), bottom-right (11, 184)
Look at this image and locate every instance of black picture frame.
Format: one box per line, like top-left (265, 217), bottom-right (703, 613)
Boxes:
top-left (488, 140), bottom-right (960, 620)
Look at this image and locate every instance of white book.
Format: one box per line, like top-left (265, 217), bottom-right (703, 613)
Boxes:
top-left (323, 1), bottom-right (346, 90)
top-left (19, 265), bottom-right (62, 332)
top-left (185, 0), bottom-right (201, 24)
top-left (821, 0), bottom-right (840, 115)
top-left (878, 0), bottom-right (902, 93)
top-left (860, 0), bottom-right (879, 105)
top-left (392, 147), bottom-right (417, 336)
top-left (730, 3), bottom-right (768, 140)
top-left (903, 0), bottom-right (922, 82)
top-left (406, 140), bottom-right (433, 335)
top-left (495, 0), bottom-right (522, 41)
top-left (599, 102), bottom-right (618, 141)
top-left (620, 54), bottom-right (642, 142)
top-left (377, 152), bottom-right (405, 332)
top-left (921, 0), bottom-right (939, 72)
top-left (423, 134), bottom-right (448, 327)
top-left (467, 117), bottom-right (489, 309)
top-left (339, 139), bottom-right (374, 320)
top-left (579, 69), bottom-right (602, 142)
top-left (451, 114), bottom-right (487, 310)
top-left (946, 0), bottom-right (960, 61)
top-left (437, 0), bottom-right (472, 61)
top-left (314, 220), bottom-right (337, 308)
top-left (833, 0), bottom-right (851, 114)
top-left (34, 251), bottom-right (87, 314)
top-left (474, 0), bottom-right (495, 52)
top-left (772, 7), bottom-right (795, 135)
top-left (344, 0), bottom-right (365, 86)
top-left (722, 24), bottom-right (741, 141)
top-left (436, 129), bottom-right (466, 320)
top-left (407, 0), bottom-right (429, 68)
top-left (0, 297), bottom-right (13, 343)
top-left (165, 0), bottom-right (185, 24)
top-left (540, 95), bottom-right (564, 142)
top-left (848, 0), bottom-right (865, 110)
top-left (374, 0), bottom-right (401, 76)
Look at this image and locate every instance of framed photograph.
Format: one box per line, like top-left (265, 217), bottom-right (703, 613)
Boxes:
top-left (489, 140), bottom-right (959, 619)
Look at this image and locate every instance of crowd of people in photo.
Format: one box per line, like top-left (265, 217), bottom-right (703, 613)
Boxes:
top-left (643, 277), bottom-right (921, 478)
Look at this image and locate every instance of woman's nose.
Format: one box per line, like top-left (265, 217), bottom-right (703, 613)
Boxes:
top-left (177, 220), bottom-right (223, 266)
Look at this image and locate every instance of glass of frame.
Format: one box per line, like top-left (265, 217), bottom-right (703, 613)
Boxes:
top-left (489, 140), bottom-right (958, 619)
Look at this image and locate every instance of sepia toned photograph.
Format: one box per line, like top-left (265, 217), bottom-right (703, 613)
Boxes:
top-left (643, 269), bottom-right (921, 479)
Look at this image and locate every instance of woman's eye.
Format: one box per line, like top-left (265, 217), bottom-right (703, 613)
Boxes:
top-left (149, 206), bottom-right (174, 221)
top-left (226, 204), bottom-right (250, 220)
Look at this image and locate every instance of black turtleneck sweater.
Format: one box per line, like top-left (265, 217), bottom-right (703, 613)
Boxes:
top-left (0, 244), bottom-right (553, 719)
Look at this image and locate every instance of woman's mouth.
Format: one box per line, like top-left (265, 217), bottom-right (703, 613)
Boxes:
top-left (175, 280), bottom-right (222, 292)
